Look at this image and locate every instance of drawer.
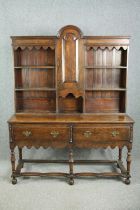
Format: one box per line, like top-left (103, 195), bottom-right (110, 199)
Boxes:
top-left (12, 124), bottom-right (70, 148)
top-left (73, 125), bottom-right (130, 145)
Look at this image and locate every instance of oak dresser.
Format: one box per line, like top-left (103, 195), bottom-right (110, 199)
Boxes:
top-left (8, 25), bottom-right (134, 185)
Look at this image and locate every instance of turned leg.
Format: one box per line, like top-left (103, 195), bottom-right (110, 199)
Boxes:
top-left (117, 148), bottom-right (122, 168)
top-left (18, 147), bottom-right (22, 160)
top-left (10, 147), bottom-right (17, 185)
top-left (119, 148), bottom-right (122, 161)
top-left (18, 147), bottom-right (24, 168)
top-left (125, 148), bottom-right (131, 185)
top-left (68, 148), bottom-right (74, 185)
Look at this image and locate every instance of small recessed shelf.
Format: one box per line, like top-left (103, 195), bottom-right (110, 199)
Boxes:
top-left (15, 88), bottom-right (56, 91)
top-left (14, 66), bottom-right (55, 69)
top-left (85, 88), bottom-right (126, 91)
top-left (16, 110), bottom-right (56, 113)
top-left (85, 66), bottom-right (127, 69)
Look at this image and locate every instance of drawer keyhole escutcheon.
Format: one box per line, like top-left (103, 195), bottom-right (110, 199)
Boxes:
top-left (22, 131), bottom-right (32, 137)
top-left (111, 130), bottom-right (119, 137)
top-left (84, 131), bottom-right (92, 138)
top-left (50, 131), bottom-right (59, 138)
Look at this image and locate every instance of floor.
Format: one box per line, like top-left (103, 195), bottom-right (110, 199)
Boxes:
top-left (0, 149), bottom-right (140, 210)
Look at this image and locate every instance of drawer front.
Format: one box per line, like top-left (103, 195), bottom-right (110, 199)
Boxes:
top-left (12, 124), bottom-right (70, 148)
top-left (73, 125), bottom-right (130, 146)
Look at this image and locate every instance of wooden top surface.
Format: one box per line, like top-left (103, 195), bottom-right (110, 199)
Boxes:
top-left (11, 36), bottom-right (130, 39)
top-left (8, 114), bottom-right (134, 124)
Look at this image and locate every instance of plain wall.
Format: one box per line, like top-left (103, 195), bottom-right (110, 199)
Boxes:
top-left (0, 0), bottom-right (140, 160)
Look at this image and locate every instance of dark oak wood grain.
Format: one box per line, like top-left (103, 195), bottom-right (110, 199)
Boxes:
top-left (8, 113), bottom-right (134, 124)
top-left (8, 25), bottom-right (134, 185)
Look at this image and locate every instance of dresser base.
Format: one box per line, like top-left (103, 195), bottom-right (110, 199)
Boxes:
top-left (9, 114), bottom-right (133, 185)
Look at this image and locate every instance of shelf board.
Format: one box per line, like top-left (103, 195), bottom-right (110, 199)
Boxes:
top-left (85, 88), bottom-right (126, 91)
top-left (16, 97), bottom-right (55, 99)
top-left (16, 110), bottom-right (56, 113)
top-left (14, 66), bottom-right (55, 69)
top-left (85, 66), bottom-right (127, 69)
top-left (15, 88), bottom-right (56, 91)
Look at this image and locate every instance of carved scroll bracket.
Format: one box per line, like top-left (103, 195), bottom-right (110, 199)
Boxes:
top-left (58, 89), bottom-right (84, 99)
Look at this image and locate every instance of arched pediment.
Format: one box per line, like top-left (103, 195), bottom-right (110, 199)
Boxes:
top-left (57, 25), bottom-right (83, 39)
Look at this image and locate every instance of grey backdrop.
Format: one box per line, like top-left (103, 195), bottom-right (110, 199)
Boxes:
top-left (0, 0), bottom-right (140, 160)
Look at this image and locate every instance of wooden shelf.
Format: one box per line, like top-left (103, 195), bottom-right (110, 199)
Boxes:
top-left (16, 110), bottom-right (56, 113)
top-left (14, 66), bottom-right (55, 69)
top-left (15, 88), bottom-right (56, 91)
top-left (16, 96), bottom-right (55, 99)
top-left (85, 88), bottom-right (126, 91)
top-left (85, 66), bottom-right (127, 69)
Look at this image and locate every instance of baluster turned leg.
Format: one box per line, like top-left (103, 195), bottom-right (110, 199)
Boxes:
top-left (69, 148), bottom-right (74, 185)
top-left (117, 148), bottom-right (122, 168)
top-left (125, 148), bottom-right (131, 185)
top-left (18, 148), bottom-right (22, 160)
top-left (11, 146), bottom-right (17, 185)
top-left (119, 148), bottom-right (122, 161)
top-left (18, 147), bottom-right (24, 168)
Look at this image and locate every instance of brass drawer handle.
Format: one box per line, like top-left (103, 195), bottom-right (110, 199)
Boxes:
top-left (84, 131), bottom-right (92, 138)
top-left (111, 131), bottom-right (119, 137)
top-left (50, 131), bottom-right (59, 138)
top-left (22, 131), bottom-right (32, 137)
